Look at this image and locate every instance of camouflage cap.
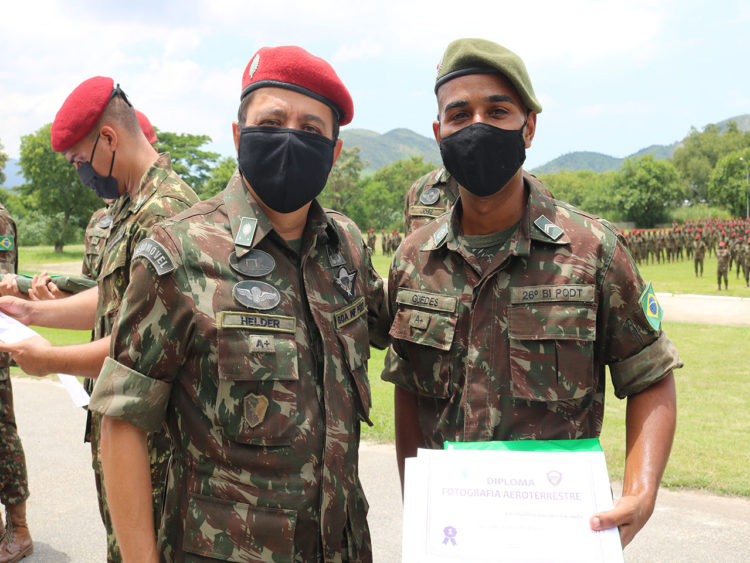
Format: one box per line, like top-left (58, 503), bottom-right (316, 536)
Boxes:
top-left (435, 38), bottom-right (542, 114)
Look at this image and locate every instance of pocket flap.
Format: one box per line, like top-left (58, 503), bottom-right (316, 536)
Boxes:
top-left (182, 493), bottom-right (297, 562)
top-left (509, 303), bottom-right (596, 341)
top-left (390, 306), bottom-right (456, 351)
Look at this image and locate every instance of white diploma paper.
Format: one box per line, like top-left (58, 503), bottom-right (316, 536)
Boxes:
top-left (0, 312), bottom-right (90, 407)
top-left (403, 447), bottom-right (624, 563)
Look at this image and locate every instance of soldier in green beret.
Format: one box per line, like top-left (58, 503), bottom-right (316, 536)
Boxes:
top-left (382, 37), bottom-right (680, 549)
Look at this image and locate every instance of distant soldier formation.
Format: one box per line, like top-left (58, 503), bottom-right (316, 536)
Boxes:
top-left (623, 217), bottom-right (750, 290)
top-left (369, 228), bottom-right (403, 255)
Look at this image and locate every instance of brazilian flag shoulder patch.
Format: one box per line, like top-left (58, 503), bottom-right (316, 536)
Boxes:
top-left (639, 281), bottom-right (663, 331)
top-left (0, 235), bottom-right (14, 251)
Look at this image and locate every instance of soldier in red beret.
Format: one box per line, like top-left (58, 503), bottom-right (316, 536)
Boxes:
top-left (0, 79), bottom-right (199, 562)
top-left (90, 46), bottom-right (387, 562)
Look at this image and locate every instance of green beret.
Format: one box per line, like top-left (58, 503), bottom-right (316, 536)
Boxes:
top-left (435, 38), bottom-right (542, 114)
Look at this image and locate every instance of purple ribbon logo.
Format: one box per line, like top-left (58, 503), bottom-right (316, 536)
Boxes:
top-left (443, 526), bottom-right (457, 545)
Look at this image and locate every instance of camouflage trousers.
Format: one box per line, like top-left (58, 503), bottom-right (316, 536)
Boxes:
top-left (0, 368), bottom-right (29, 508)
top-left (88, 410), bottom-right (172, 562)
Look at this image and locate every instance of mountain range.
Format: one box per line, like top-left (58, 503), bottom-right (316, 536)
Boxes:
top-left (3, 114), bottom-right (749, 188)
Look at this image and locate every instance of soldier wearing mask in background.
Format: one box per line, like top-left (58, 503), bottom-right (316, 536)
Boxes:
top-left (0, 79), bottom-right (198, 561)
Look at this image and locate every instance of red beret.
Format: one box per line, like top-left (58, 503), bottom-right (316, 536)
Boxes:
top-left (135, 110), bottom-right (157, 145)
top-left (51, 76), bottom-right (114, 153)
top-left (241, 46), bottom-right (353, 126)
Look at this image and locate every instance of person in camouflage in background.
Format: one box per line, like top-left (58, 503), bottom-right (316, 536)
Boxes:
top-left (0, 80), bottom-right (198, 562)
top-left (0, 204), bottom-right (34, 563)
top-left (91, 46), bottom-right (388, 562)
top-left (382, 38), bottom-right (680, 548)
top-left (693, 233), bottom-right (706, 277)
top-left (716, 240), bottom-right (730, 290)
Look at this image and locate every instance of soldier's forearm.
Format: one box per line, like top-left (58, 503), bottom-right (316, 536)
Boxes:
top-left (100, 416), bottom-right (159, 563)
top-left (28, 286), bottom-right (98, 329)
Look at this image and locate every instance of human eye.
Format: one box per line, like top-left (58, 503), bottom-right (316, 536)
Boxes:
top-left (302, 124), bottom-right (323, 135)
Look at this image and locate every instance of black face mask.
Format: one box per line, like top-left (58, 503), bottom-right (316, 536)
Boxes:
top-left (77, 134), bottom-right (120, 200)
top-left (237, 126), bottom-right (335, 213)
top-left (439, 121), bottom-right (527, 197)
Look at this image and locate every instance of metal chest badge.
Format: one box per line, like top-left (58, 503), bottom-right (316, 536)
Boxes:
top-left (333, 266), bottom-right (358, 301)
top-left (233, 280), bottom-right (280, 310)
top-left (97, 215), bottom-right (113, 229)
top-left (327, 247), bottom-right (346, 267)
top-left (229, 250), bottom-right (275, 277)
top-left (419, 187), bottom-right (440, 205)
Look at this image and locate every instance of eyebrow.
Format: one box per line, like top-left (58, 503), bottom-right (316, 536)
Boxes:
top-left (302, 113), bottom-right (326, 128)
top-left (486, 94), bottom-right (515, 104)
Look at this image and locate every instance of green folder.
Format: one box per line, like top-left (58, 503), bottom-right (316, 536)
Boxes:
top-left (444, 438), bottom-right (603, 453)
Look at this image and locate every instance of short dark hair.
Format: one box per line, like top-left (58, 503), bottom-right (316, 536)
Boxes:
top-left (237, 91), bottom-right (340, 141)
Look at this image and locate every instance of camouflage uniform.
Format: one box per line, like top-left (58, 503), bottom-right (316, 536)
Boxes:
top-left (90, 154), bottom-right (199, 562)
top-left (403, 167), bottom-right (551, 235)
top-left (382, 180), bottom-right (681, 446)
top-left (0, 205), bottom-right (29, 515)
top-left (693, 238), bottom-right (706, 277)
top-left (716, 246), bottom-right (730, 290)
top-left (90, 173), bottom-right (387, 562)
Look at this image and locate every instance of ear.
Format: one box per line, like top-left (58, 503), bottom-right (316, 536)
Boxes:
top-left (99, 125), bottom-right (118, 152)
top-left (523, 112), bottom-right (537, 148)
top-left (331, 138), bottom-right (343, 166)
top-left (232, 121), bottom-right (241, 152)
top-left (432, 120), bottom-right (442, 147)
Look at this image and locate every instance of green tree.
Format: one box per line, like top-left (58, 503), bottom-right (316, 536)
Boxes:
top-left (153, 128), bottom-right (219, 195)
top-left (613, 155), bottom-right (684, 227)
top-left (0, 138), bottom-right (8, 186)
top-left (708, 149), bottom-right (750, 218)
top-left (319, 147), bottom-right (366, 213)
top-left (354, 156), bottom-right (434, 230)
top-left (18, 124), bottom-right (101, 251)
top-left (672, 122), bottom-right (750, 202)
top-left (538, 170), bottom-right (620, 221)
top-left (202, 156), bottom-right (237, 200)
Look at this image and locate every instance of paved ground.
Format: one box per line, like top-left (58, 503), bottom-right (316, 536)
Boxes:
top-left (8, 293), bottom-right (750, 562)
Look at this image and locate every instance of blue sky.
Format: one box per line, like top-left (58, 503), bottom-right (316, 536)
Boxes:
top-left (1, 0), bottom-right (749, 170)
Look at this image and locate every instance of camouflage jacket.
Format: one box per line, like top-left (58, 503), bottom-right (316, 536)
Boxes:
top-left (403, 167), bottom-right (552, 235)
top-left (94, 153), bottom-right (199, 340)
top-left (90, 173), bottom-right (387, 562)
top-left (716, 248), bottom-right (730, 271)
top-left (382, 178), bottom-right (682, 447)
top-left (403, 167), bottom-right (460, 235)
top-left (693, 239), bottom-right (706, 260)
top-left (0, 204), bottom-right (17, 369)
top-left (82, 207), bottom-right (113, 280)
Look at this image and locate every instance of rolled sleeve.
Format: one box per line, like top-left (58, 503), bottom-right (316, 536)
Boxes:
top-left (609, 332), bottom-right (682, 399)
top-left (89, 356), bottom-right (172, 432)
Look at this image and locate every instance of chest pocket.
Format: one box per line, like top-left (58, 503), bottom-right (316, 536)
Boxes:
top-left (390, 289), bottom-right (458, 398)
top-left (216, 313), bottom-right (299, 447)
top-left (333, 296), bottom-right (372, 423)
top-left (84, 233), bottom-right (108, 277)
top-left (508, 302), bottom-right (597, 402)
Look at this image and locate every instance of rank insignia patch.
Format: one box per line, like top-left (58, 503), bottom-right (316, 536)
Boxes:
top-left (235, 217), bottom-right (258, 248)
top-left (0, 236), bottom-right (14, 251)
top-left (327, 247), bottom-right (346, 268)
top-left (333, 266), bottom-right (358, 301)
top-left (233, 280), bottom-right (281, 310)
top-left (534, 215), bottom-right (564, 241)
top-left (639, 281), bottom-right (663, 331)
top-left (244, 393), bottom-right (268, 428)
top-left (433, 223), bottom-right (449, 246)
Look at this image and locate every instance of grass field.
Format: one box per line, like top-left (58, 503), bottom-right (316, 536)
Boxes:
top-left (14, 245), bottom-right (750, 496)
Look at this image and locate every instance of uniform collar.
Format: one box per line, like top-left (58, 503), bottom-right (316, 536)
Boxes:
top-left (421, 176), bottom-right (571, 257)
top-left (223, 170), bottom-right (332, 258)
top-left (110, 152), bottom-right (172, 219)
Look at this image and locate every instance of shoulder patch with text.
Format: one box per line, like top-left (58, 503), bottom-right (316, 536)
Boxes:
top-left (132, 238), bottom-right (174, 276)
